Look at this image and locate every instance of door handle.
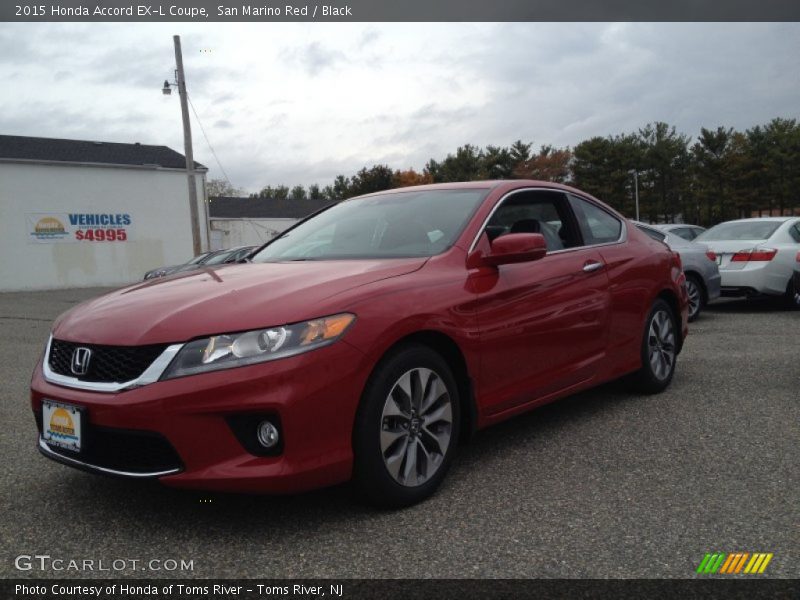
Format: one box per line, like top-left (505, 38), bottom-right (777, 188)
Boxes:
top-left (583, 261), bottom-right (604, 273)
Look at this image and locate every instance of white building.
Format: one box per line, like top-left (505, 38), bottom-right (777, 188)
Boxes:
top-left (208, 196), bottom-right (330, 250)
top-left (0, 135), bottom-right (209, 291)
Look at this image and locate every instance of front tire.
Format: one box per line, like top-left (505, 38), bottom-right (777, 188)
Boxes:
top-left (630, 299), bottom-right (679, 394)
top-left (685, 274), bottom-right (704, 322)
top-left (353, 344), bottom-right (460, 508)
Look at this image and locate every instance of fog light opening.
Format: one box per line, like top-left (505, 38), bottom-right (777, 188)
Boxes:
top-left (256, 420), bottom-right (280, 449)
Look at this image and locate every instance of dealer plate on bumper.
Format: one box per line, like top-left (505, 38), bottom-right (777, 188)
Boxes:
top-left (42, 400), bottom-right (83, 453)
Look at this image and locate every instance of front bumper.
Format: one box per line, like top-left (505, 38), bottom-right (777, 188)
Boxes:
top-left (31, 340), bottom-right (369, 493)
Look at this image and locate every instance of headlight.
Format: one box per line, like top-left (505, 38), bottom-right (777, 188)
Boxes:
top-left (160, 313), bottom-right (355, 380)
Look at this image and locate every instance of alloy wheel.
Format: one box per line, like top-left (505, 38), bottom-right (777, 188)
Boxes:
top-left (686, 278), bottom-right (701, 319)
top-left (380, 368), bottom-right (453, 487)
top-left (647, 310), bottom-right (676, 381)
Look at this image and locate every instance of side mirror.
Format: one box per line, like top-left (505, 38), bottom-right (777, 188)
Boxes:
top-left (474, 233), bottom-right (547, 267)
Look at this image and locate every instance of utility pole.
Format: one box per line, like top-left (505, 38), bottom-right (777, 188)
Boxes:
top-left (633, 170), bottom-right (640, 222)
top-left (173, 35), bottom-right (202, 255)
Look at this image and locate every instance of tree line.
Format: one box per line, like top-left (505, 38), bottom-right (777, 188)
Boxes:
top-left (208, 117), bottom-right (800, 226)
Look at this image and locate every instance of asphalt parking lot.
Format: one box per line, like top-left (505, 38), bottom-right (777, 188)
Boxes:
top-left (1, 288), bottom-right (797, 579)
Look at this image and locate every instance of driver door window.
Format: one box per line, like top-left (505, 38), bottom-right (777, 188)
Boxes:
top-left (484, 190), bottom-right (578, 251)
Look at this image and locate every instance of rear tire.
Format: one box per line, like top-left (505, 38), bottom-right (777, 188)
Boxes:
top-left (784, 279), bottom-right (799, 310)
top-left (353, 344), bottom-right (460, 508)
top-left (630, 299), bottom-right (679, 394)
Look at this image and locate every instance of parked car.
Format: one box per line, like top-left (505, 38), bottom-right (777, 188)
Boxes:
top-left (653, 223), bottom-right (706, 241)
top-left (635, 222), bottom-right (721, 321)
top-left (169, 246), bottom-right (256, 275)
top-left (143, 251), bottom-right (213, 280)
top-left (32, 181), bottom-right (688, 507)
top-left (695, 217), bottom-right (800, 306)
top-left (144, 247), bottom-right (256, 280)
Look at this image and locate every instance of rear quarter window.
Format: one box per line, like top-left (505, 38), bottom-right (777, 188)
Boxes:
top-left (568, 195), bottom-right (623, 245)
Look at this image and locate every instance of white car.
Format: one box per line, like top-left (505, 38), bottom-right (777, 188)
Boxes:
top-left (696, 217), bottom-right (800, 305)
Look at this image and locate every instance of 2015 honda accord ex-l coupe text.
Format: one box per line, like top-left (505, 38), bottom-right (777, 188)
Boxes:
top-left (31, 181), bottom-right (688, 507)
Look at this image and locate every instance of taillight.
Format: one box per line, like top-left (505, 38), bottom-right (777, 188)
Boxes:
top-left (705, 250), bottom-right (717, 262)
top-left (796, 251), bottom-right (800, 263)
top-left (731, 248), bottom-right (778, 262)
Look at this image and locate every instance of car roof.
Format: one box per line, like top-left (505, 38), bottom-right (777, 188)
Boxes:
top-left (717, 217), bottom-right (794, 223)
top-left (350, 179), bottom-right (595, 199)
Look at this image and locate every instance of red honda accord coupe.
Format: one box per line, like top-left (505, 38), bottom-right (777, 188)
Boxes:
top-left (31, 181), bottom-right (688, 507)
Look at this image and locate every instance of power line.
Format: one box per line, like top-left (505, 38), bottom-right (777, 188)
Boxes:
top-left (186, 94), bottom-right (236, 191)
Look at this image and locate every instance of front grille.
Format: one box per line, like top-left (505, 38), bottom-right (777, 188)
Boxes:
top-left (41, 418), bottom-right (183, 475)
top-left (49, 339), bottom-right (168, 383)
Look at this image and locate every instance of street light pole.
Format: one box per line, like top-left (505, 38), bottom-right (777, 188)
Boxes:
top-left (173, 35), bottom-right (202, 256)
top-left (633, 170), bottom-right (640, 222)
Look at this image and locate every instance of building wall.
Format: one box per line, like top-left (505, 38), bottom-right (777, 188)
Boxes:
top-left (209, 218), bottom-right (297, 250)
top-left (0, 161), bottom-right (208, 291)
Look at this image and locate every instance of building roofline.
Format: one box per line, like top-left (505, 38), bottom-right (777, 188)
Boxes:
top-left (0, 156), bottom-right (208, 173)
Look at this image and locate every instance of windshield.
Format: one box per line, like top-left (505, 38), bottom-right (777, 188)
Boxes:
top-left (697, 221), bottom-right (782, 241)
top-left (251, 189), bottom-right (488, 261)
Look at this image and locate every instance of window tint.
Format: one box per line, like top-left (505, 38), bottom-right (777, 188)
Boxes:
top-left (789, 223), bottom-right (800, 243)
top-left (568, 195), bottom-right (622, 245)
top-left (485, 190), bottom-right (576, 251)
top-left (636, 224), bottom-right (666, 242)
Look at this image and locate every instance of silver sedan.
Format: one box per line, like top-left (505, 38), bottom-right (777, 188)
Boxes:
top-left (635, 222), bottom-right (721, 321)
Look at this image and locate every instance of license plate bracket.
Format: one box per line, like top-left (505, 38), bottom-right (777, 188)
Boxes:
top-left (42, 400), bottom-right (84, 453)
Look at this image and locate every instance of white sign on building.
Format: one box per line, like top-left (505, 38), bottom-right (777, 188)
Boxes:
top-left (26, 212), bottom-right (134, 243)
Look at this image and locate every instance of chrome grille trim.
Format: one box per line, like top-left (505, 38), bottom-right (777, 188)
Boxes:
top-left (42, 335), bottom-right (184, 393)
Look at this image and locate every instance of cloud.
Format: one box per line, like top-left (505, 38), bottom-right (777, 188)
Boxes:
top-left (0, 22), bottom-right (797, 192)
top-left (280, 41), bottom-right (347, 76)
top-left (358, 28), bottom-right (380, 49)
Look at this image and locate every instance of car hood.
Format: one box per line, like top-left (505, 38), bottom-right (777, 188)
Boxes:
top-left (53, 259), bottom-right (427, 345)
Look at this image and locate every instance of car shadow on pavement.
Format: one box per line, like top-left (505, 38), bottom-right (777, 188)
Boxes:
top-left (47, 378), bottom-right (639, 531)
top-left (706, 297), bottom-right (795, 314)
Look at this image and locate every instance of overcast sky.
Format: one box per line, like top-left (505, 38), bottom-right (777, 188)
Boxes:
top-left (1, 23), bottom-right (798, 192)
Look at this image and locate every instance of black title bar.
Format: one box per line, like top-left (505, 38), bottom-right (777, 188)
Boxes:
top-left (4, 0), bottom-right (800, 22)
top-left (5, 579), bottom-right (800, 600)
